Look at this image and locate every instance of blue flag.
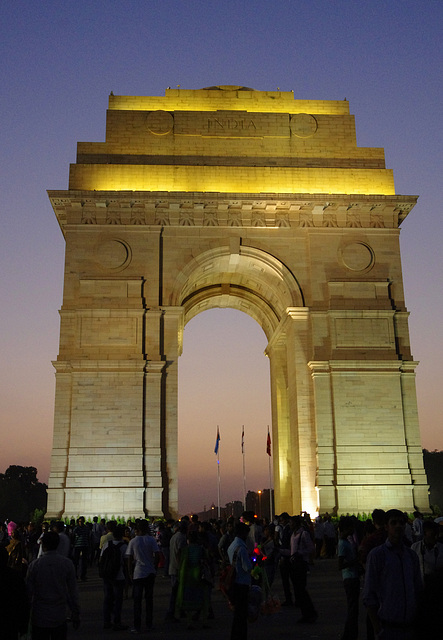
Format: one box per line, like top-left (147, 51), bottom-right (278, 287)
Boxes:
top-left (214, 427), bottom-right (220, 455)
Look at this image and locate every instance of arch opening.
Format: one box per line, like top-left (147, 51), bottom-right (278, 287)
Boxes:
top-left (172, 244), bottom-right (304, 341)
top-left (172, 245), bottom-right (309, 517)
top-left (178, 308), bottom-right (272, 514)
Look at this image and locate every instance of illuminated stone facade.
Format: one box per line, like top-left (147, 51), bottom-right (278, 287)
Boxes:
top-left (47, 86), bottom-right (428, 519)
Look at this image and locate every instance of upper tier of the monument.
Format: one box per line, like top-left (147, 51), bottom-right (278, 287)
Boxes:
top-left (68, 87), bottom-right (397, 195)
top-left (107, 86), bottom-right (351, 114)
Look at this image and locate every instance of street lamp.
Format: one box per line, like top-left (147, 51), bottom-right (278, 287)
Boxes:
top-left (258, 490), bottom-right (262, 519)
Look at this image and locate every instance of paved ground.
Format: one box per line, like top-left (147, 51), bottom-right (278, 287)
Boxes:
top-left (68, 558), bottom-right (368, 640)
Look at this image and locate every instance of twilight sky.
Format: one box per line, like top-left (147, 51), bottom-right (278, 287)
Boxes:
top-left (1, 1), bottom-right (442, 514)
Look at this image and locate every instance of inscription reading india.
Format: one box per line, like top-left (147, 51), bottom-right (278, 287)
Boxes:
top-left (207, 117), bottom-right (257, 131)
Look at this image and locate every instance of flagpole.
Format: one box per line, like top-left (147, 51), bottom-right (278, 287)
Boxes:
top-left (242, 425), bottom-right (246, 510)
top-left (216, 425), bottom-right (221, 518)
top-left (267, 425), bottom-right (273, 522)
top-left (268, 454), bottom-right (273, 522)
top-left (217, 452), bottom-right (221, 518)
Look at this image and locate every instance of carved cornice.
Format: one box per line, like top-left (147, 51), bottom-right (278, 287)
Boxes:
top-left (52, 359), bottom-right (146, 373)
top-left (308, 360), bottom-right (414, 374)
top-left (48, 190), bottom-right (417, 232)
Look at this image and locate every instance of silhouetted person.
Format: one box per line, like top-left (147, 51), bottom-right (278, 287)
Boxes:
top-left (125, 519), bottom-right (159, 633)
top-left (0, 546), bottom-right (30, 639)
top-left (338, 516), bottom-right (359, 640)
top-left (412, 519), bottom-right (443, 635)
top-left (100, 524), bottom-right (128, 631)
top-left (277, 512), bottom-right (294, 605)
top-left (227, 522), bottom-right (252, 640)
top-left (72, 516), bottom-right (90, 581)
top-left (289, 516), bottom-right (317, 624)
top-left (27, 531), bottom-right (80, 639)
top-left (363, 509), bottom-right (422, 640)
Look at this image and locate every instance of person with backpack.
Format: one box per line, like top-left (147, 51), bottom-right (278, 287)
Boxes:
top-left (99, 524), bottom-right (128, 631)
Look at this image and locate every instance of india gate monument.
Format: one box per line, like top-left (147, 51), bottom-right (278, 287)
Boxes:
top-left (46, 86), bottom-right (429, 519)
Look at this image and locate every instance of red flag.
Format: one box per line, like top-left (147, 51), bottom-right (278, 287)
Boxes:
top-left (266, 428), bottom-right (271, 456)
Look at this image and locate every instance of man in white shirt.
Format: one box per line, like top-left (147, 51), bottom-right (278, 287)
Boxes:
top-left (411, 519), bottom-right (443, 582)
top-left (125, 519), bottom-right (159, 633)
top-left (52, 522), bottom-right (71, 558)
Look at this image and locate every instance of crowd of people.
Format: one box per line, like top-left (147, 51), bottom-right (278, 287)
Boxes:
top-left (0, 507), bottom-right (442, 639)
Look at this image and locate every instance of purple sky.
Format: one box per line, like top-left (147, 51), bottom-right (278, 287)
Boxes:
top-left (1, 2), bottom-right (442, 514)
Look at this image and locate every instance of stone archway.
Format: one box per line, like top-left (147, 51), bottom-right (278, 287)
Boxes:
top-left (46, 87), bottom-right (428, 519)
top-left (171, 245), bottom-right (313, 515)
top-left (172, 244), bottom-right (304, 335)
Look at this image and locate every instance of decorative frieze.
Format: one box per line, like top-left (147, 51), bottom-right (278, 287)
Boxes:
top-left (49, 193), bottom-right (415, 230)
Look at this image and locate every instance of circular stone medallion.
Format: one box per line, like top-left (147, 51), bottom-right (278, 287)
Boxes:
top-left (290, 113), bottom-right (318, 138)
top-left (339, 242), bottom-right (374, 272)
top-left (96, 239), bottom-right (131, 271)
top-left (146, 110), bottom-right (174, 135)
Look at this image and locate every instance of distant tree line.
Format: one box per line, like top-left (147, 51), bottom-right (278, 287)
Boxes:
top-left (0, 465), bottom-right (47, 523)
